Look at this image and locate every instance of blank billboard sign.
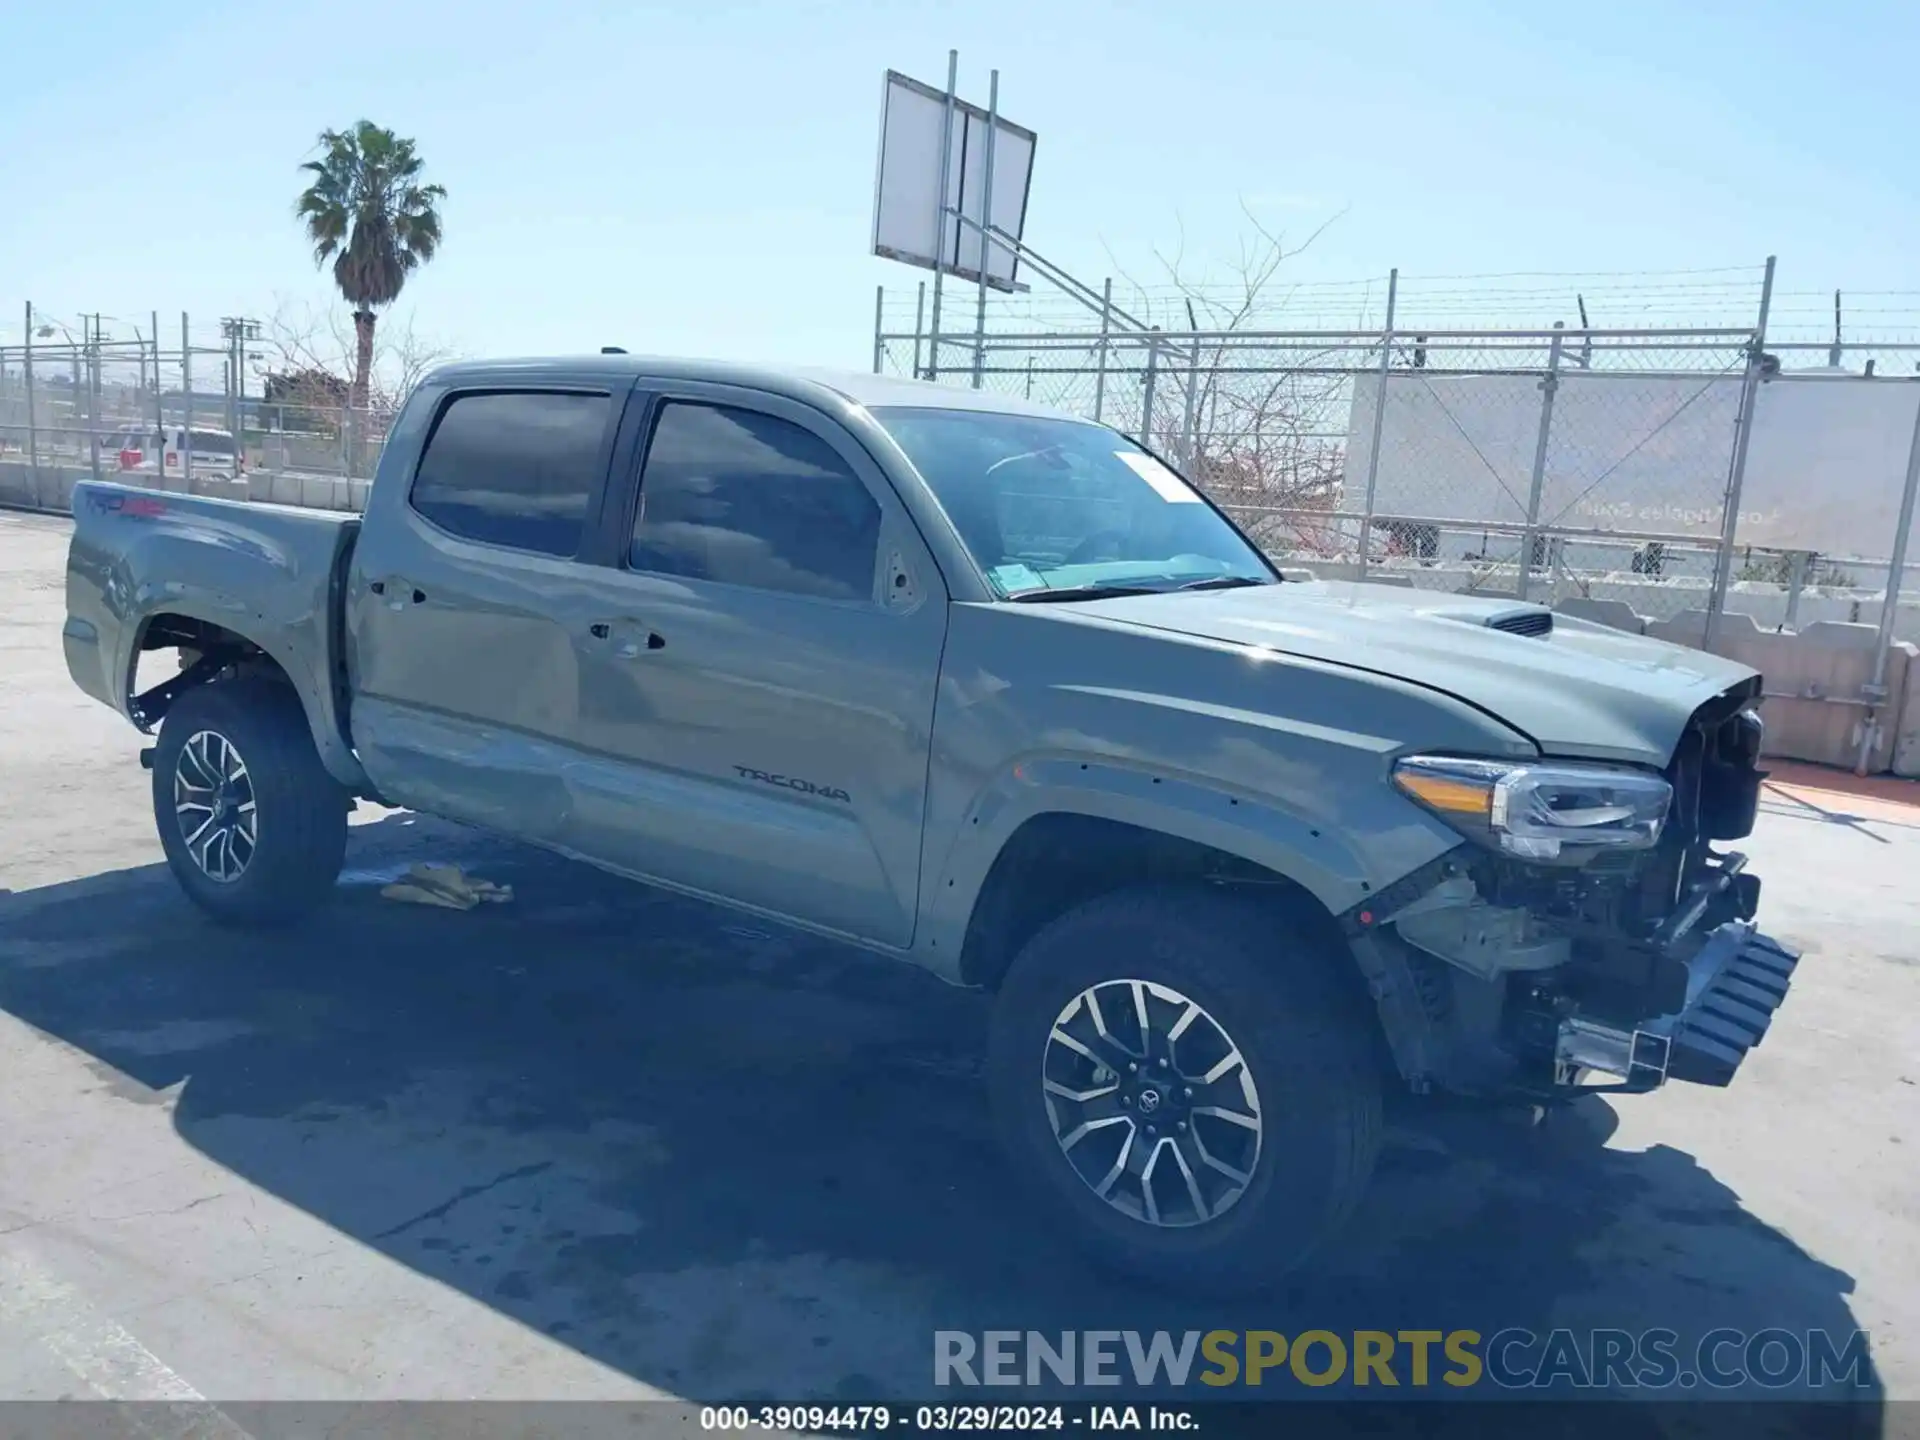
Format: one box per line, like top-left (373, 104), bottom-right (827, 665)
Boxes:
top-left (872, 69), bottom-right (1036, 291)
top-left (1344, 370), bottom-right (1920, 560)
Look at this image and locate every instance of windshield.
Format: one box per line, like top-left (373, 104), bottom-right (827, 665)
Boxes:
top-left (871, 407), bottom-right (1274, 597)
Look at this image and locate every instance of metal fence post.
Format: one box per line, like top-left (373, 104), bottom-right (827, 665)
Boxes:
top-left (1855, 382), bottom-right (1920, 775)
top-left (150, 311), bottom-right (163, 483)
top-left (872, 286), bottom-right (886, 375)
top-left (1182, 332), bottom-right (1202, 470)
top-left (925, 49), bottom-right (959, 383)
top-left (23, 302), bottom-right (39, 507)
top-left (86, 316), bottom-right (102, 483)
top-left (971, 68), bottom-right (1000, 390)
top-left (1783, 550), bottom-right (1808, 630)
top-left (911, 281), bottom-right (927, 381)
top-left (1517, 322), bottom-right (1566, 602)
top-left (1354, 268), bottom-right (1399, 580)
top-left (180, 312), bottom-right (194, 490)
top-left (1092, 277), bottom-right (1113, 424)
top-left (1140, 332), bottom-right (1160, 446)
top-left (1704, 256), bottom-right (1776, 649)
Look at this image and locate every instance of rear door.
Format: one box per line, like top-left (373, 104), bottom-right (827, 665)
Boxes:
top-left (562, 383), bottom-right (949, 947)
top-left (345, 377), bottom-right (630, 835)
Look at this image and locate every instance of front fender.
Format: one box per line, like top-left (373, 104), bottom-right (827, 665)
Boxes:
top-left (913, 752), bottom-right (1464, 978)
top-left (908, 600), bottom-right (1536, 981)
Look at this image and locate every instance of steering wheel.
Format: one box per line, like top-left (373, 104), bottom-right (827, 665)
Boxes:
top-left (1062, 529), bottom-right (1130, 566)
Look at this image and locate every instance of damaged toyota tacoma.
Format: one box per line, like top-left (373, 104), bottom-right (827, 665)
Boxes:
top-left (62, 356), bottom-right (1800, 1294)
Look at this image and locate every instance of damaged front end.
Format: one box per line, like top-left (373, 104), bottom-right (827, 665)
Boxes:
top-left (1349, 679), bottom-right (1802, 1101)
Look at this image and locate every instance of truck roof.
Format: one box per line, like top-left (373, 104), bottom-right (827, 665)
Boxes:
top-left (422, 354), bottom-right (1094, 424)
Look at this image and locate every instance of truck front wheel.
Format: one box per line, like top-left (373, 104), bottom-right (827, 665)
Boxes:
top-left (151, 679), bottom-right (349, 927)
top-left (986, 886), bottom-right (1383, 1295)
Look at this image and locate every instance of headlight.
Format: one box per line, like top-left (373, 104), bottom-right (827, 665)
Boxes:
top-left (1392, 755), bottom-right (1672, 860)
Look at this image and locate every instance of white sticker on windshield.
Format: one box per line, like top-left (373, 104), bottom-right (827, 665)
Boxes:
top-left (1115, 450), bottom-right (1202, 503)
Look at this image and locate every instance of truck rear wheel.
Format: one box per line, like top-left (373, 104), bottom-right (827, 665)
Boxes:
top-left (152, 678), bottom-right (349, 928)
top-left (986, 886), bottom-right (1382, 1295)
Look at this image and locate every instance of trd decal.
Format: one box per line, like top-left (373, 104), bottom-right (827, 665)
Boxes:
top-left (733, 766), bottom-right (851, 803)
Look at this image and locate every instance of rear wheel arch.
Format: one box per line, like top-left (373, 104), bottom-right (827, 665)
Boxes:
top-left (127, 612), bottom-right (298, 721)
top-left (126, 610), bottom-right (366, 792)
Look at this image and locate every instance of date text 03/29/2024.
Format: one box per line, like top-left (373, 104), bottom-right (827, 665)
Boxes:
top-left (698, 1405), bottom-right (1189, 1432)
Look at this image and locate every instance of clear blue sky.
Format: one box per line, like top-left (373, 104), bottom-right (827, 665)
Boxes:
top-left (3, 0), bottom-right (1915, 367)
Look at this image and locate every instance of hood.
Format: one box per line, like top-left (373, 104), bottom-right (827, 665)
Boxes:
top-left (1062, 580), bottom-right (1759, 766)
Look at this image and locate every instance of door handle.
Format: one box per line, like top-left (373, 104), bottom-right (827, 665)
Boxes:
top-left (589, 621), bottom-right (664, 656)
top-left (613, 632), bottom-right (666, 659)
top-left (370, 579), bottom-right (426, 605)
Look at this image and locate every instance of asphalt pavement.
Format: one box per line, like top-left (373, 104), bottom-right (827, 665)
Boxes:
top-left (1, 509), bottom-right (1916, 1427)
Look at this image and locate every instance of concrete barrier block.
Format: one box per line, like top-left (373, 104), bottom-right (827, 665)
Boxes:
top-left (188, 476), bottom-right (249, 502)
top-left (1751, 627), bottom-right (1910, 773)
top-left (1553, 597), bottom-right (1648, 634)
top-left (1646, 608), bottom-right (1711, 649)
top-left (1793, 620), bottom-right (1882, 650)
top-left (1894, 648), bottom-right (1920, 779)
top-left (0, 462), bottom-right (35, 508)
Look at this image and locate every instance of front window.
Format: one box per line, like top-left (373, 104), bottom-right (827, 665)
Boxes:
top-left (870, 407), bottom-right (1272, 597)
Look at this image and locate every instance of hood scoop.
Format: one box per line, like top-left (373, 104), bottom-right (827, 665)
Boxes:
top-left (1485, 607), bottom-right (1554, 637)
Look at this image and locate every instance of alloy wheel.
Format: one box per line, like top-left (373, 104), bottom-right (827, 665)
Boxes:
top-left (173, 729), bottom-right (258, 883)
top-left (1041, 978), bottom-right (1263, 1228)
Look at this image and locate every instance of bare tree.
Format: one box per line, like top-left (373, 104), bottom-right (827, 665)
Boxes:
top-left (257, 296), bottom-right (458, 438)
top-left (1103, 203), bottom-right (1357, 557)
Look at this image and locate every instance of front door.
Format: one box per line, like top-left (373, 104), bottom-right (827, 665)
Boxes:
top-left (346, 379), bottom-right (627, 836)
top-left (563, 384), bottom-right (948, 948)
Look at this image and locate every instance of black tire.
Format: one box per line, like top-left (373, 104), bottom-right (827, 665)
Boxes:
top-left (986, 885), bottom-right (1383, 1295)
top-left (151, 678), bottom-right (349, 927)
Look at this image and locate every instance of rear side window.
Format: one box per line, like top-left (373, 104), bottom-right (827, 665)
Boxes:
top-left (629, 402), bottom-right (880, 601)
top-left (411, 390), bottom-right (610, 558)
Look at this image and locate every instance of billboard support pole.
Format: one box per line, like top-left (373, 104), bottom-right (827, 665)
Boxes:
top-left (1704, 254), bottom-right (1776, 650)
top-left (1517, 322), bottom-right (1566, 602)
top-left (1354, 268), bottom-right (1399, 581)
top-left (872, 286), bottom-right (886, 374)
top-left (971, 69), bottom-right (1000, 389)
top-left (925, 50), bottom-right (959, 382)
top-left (1855, 384), bottom-right (1920, 775)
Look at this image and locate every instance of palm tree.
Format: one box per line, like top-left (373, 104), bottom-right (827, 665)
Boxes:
top-left (294, 120), bottom-right (445, 414)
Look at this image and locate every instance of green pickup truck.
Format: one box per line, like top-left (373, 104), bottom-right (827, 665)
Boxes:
top-left (62, 356), bottom-right (1800, 1294)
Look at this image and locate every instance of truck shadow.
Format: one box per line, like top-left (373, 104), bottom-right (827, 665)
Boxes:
top-left (0, 813), bottom-right (1885, 1417)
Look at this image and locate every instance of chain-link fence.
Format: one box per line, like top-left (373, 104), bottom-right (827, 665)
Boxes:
top-left (877, 296), bottom-right (1920, 647)
top-left (0, 308), bottom-right (394, 512)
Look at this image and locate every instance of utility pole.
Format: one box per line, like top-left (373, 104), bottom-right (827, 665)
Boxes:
top-left (221, 316), bottom-right (261, 446)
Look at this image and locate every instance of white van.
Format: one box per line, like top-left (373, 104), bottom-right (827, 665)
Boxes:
top-left (112, 425), bottom-right (242, 479)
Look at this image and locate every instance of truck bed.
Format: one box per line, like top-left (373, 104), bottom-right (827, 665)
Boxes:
top-left (63, 481), bottom-right (363, 785)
